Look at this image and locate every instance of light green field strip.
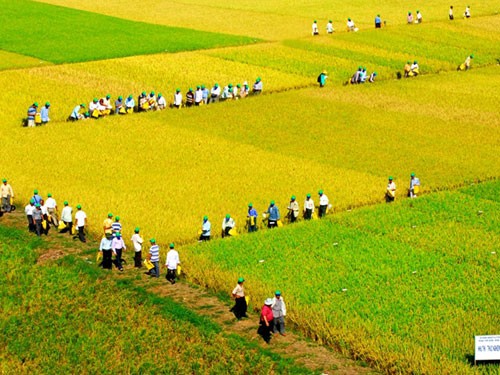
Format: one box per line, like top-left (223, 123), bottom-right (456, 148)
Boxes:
top-left (0, 50), bottom-right (52, 71)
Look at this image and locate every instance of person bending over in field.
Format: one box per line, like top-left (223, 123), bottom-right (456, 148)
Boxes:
top-left (89, 98), bottom-right (100, 118)
top-left (138, 91), bottom-right (149, 112)
top-left (415, 10), bottom-right (422, 23)
top-left (326, 20), bottom-right (334, 33)
top-left (208, 83), bottom-right (220, 104)
top-left (157, 93), bottom-right (166, 110)
top-left (317, 71), bottom-right (328, 87)
top-left (253, 77), bottom-right (263, 94)
top-left (115, 96), bottom-right (126, 115)
top-left (409, 172), bottom-right (420, 198)
top-left (347, 18), bottom-right (357, 32)
top-left (125, 95), bottom-right (135, 113)
top-left (222, 214), bottom-right (236, 238)
top-left (68, 103), bottom-right (86, 121)
top-left (407, 12), bottom-right (414, 24)
top-left (464, 5), bottom-right (471, 18)
top-left (410, 61), bottom-right (419, 76)
top-left (99, 94), bottom-right (112, 115)
top-left (458, 54), bottom-right (473, 71)
top-left (240, 82), bottom-right (249, 98)
top-left (359, 67), bottom-right (367, 83)
top-left (148, 91), bottom-right (157, 111)
top-left (386, 176), bottom-right (396, 203)
top-left (185, 88), bottom-right (195, 107)
top-left (199, 216), bottom-right (211, 241)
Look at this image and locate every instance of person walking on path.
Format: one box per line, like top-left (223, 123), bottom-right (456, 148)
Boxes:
top-left (259, 298), bottom-right (274, 344)
top-left (99, 235), bottom-right (113, 269)
top-left (303, 193), bottom-right (314, 220)
top-left (131, 227), bottom-right (143, 268)
top-left (318, 190), bottom-right (329, 218)
top-left (199, 216), bottom-right (211, 241)
top-left (32, 189), bottom-right (42, 205)
top-left (231, 277), bottom-right (248, 320)
top-left (165, 243), bottom-right (180, 284)
top-left (222, 214), bottom-right (236, 238)
top-left (112, 216), bottom-right (122, 237)
top-left (272, 291), bottom-right (287, 336)
top-left (1, 179), bottom-right (14, 213)
top-left (59, 201), bottom-right (73, 235)
top-left (103, 213), bottom-right (113, 238)
top-left (73, 204), bottom-right (87, 242)
top-left (287, 196), bottom-right (300, 223)
top-left (40, 199), bottom-right (50, 235)
top-left (148, 238), bottom-right (160, 277)
top-left (386, 176), bottom-right (396, 203)
top-left (409, 172), bottom-right (421, 198)
top-left (449, 6), bottom-right (454, 20)
top-left (32, 203), bottom-right (43, 237)
top-left (112, 232), bottom-right (126, 271)
top-left (45, 193), bottom-right (58, 227)
top-left (266, 200), bottom-right (280, 228)
top-left (25, 199), bottom-right (35, 233)
top-left (247, 203), bottom-right (258, 233)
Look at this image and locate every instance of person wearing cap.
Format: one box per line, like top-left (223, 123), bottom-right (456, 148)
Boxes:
top-left (157, 93), bottom-right (166, 110)
top-left (45, 193), bottom-right (59, 227)
top-left (239, 82), bottom-right (248, 99)
top-left (25, 199), bottom-right (36, 233)
top-left (99, 234), bottom-right (113, 269)
top-left (252, 77), bottom-right (263, 95)
top-left (359, 67), bottom-right (367, 83)
top-left (99, 94), bottom-right (112, 115)
top-left (461, 54), bottom-right (474, 71)
top-left (103, 213), bottom-right (113, 238)
top-left (416, 10), bottom-right (422, 23)
top-left (32, 189), bottom-right (42, 205)
top-left (165, 243), bottom-right (180, 284)
top-left (131, 227), bottom-right (143, 268)
top-left (287, 196), bottom-right (300, 223)
top-left (199, 216), bottom-right (211, 242)
top-left (148, 91), bottom-right (157, 110)
top-left (410, 60), bottom-right (419, 76)
top-left (69, 104), bottom-right (86, 121)
top-left (407, 11), bottom-right (414, 24)
top-left (112, 232), bottom-right (126, 271)
top-left (348, 66), bottom-right (362, 85)
top-left (173, 89), bottom-right (182, 108)
top-left (185, 88), bottom-right (195, 107)
top-left (73, 204), bottom-right (87, 242)
top-left (318, 190), bottom-right (329, 218)
top-left (195, 86), bottom-right (203, 106)
top-left (222, 214), bottom-right (236, 238)
top-left (89, 98), bottom-right (100, 118)
top-left (208, 83), bottom-right (220, 104)
top-left (26, 102), bottom-right (38, 127)
top-left (266, 200), bottom-right (280, 228)
top-left (41, 102), bottom-right (50, 125)
top-left (201, 85), bottom-right (209, 104)
top-left (1, 179), bottom-right (14, 213)
top-left (148, 238), bottom-right (160, 277)
top-left (259, 298), bottom-right (274, 343)
top-left (326, 19), bottom-right (334, 34)
top-left (303, 194), bottom-right (315, 220)
top-left (386, 177), bottom-right (396, 202)
top-left (221, 84), bottom-right (230, 101)
top-left (40, 199), bottom-right (51, 235)
top-left (312, 20), bottom-right (319, 35)
top-left (115, 96), bottom-right (125, 114)
top-left (409, 173), bottom-right (421, 198)
top-left (233, 84), bottom-right (241, 100)
top-left (347, 17), bottom-right (356, 31)
top-left (247, 203), bottom-right (258, 233)
top-left (272, 291), bottom-right (287, 336)
top-left (375, 14), bottom-right (382, 28)
top-left (138, 91), bottom-right (149, 112)
top-left (112, 216), bottom-right (122, 237)
top-left (449, 6), bottom-right (454, 20)
top-left (464, 5), bottom-right (471, 18)
top-left (230, 277), bottom-right (248, 319)
top-left (317, 71), bottom-right (328, 87)
top-left (59, 201), bottom-right (73, 235)
top-left (125, 95), bottom-right (135, 113)
top-left (403, 61), bottom-right (412, 78)
top-left (368, 71), bottom-right (378, 83)
top-left (32, 203), bottom-right (43, 236)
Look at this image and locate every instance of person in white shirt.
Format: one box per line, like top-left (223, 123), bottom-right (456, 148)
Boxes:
top-left (410, 60), bottom-right (419, 76)
top-left (59, 201), bottom-right (73, 235)
top-left (45, 193), bottom-right (59, 227)
top-left (386, 176), bottom-right (396, 202)
top-left (318, 190), bottom-right (329, 218)
top-left (416, 10), bottom-right (422, 23)
top-left (174, 88), bottom-right (182, 108)
top-left (73, 204), bottom-right (87, 242)
top-left (157, 93), bottom-right (166, 110)
top-left (131, 227), bottom-right (143, 268)
top-left (326, 20), bottom-right (334, 34)
top-left (464, 5), bottom-right (470, 18)
top-left (100, 94), bottom-right (112, 115)
top-left (25, 199), bottom-right (35, 232)
top-left (347, 18), bottom-right (356, 31)
top-left (312, 20), bottom-right (319, 35)
top-left (272, 290), bottom-right (287, 336)
top-left (449, 6), bottom-right (454, 20)
top-left (40, 199), bottom-right (50, 235)
top-left (195, 86), bottom-right (203, 106)
top-left (125, 95), bottom-right (135, 113)
top-left (165, 243), bottom-right (180, 284)
top-left (222, 214), bottom-right (236, 237)
top-left (208, 83), bottom-right (221, 104)
top-left (303, 194), bottom-right (315, 220)
top-left (89, 98), bottom-right (100, 118)
top-left (1, 178), bottom-right (14, 213)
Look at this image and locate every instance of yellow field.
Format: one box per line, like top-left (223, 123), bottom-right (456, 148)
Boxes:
top-left (0, 50), bottom-right (51, 71)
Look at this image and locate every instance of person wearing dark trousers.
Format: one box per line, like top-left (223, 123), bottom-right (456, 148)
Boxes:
top-left (165, 243), bottom-right (180, 284)
top-left (266, 200), bottom-right (280, 228)
top-left (25, 199), bottom-right (35, 233)
top-left (73, 204), bottom-right (87, 243)
top-left (99, 236), bottom-right (113, 270)
top-left (303, 194), bottom-right (314, 220)
top-left (131, 227), bottom-right (143, 268)
top-left (112, 232), bottom-right (126, 271)
top-left (259, 299), bottom-right (274, 344)
top-left (59, 201), bottom-right (73, 235)
top-left (32, 204), bottom-right (43, 236)
top-left (40, 199), bottom-right (50, 235)
top-left (230, 278), bottom-right (248, 319)
top-left (318, 190), bottom-right (329, 218)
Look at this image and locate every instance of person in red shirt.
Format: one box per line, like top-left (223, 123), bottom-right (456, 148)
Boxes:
top-left (259, 298), bottom-right (274, 343)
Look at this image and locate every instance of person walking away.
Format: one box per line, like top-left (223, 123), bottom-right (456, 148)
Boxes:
top-left (25, 199), bottom-right (35, 233)
top-left (99, 235), bottom-right (113, 269)
top-left (41, 102), bottom-right (50, 125)
top-left (73, 204), bottom-right (87, 242)
top-left (409, 172), bottom-right (421, 198)
top-left (303, 194), bottom-right (314, 220)
top-left (174, 89), bottom-right (182, 108)
top-left (317, 71), bottom-right (328, 87)
top-left (266, 200), bottom-right (280, 228)
top-left (185, 88), bottom-right (195, 107)
top-left (287, 196), bottom-right (300, 223)
top-left (131, 227), bottom-right (143, 267)
top-left (272, 291), bottom-right (287, 336)
top-left (103, 212), bottom-right (113, 238)
top-left (148, 238), bottom-right (160, 277)
top-left (449, 6), bottom-right (454, 20)
top-left (32, 203), bottom-right (43, 236)
top-left (326, 20), bottom-right (334, 34)
top-left (32, 189), bottom-right (42, 205)
top-left (230, 278), bottom-right (248, 319)
top-left (112, 232), bottom-right (126, 271)
top-left (407, 12), bottom-right (414, 24)
top-left (26, 102), bottom-right (38, 127)
top-left (165, 243), bottom-right (180, 284)
top-left (45, 193), bottom-right (58, 227)
top-left (199, 216), bottom-right (211, 241)
top-left (318, 190), bottom-right (329, 218)
top-left (252, 77), bottom-right (263, 95)
top-left (1, 179), bottom-right (14, 213)
top-left (312, 20), bottom-right (319, 35)
top-left (375, 14), bottom-right (382, 28)
top-left (259, 298), bottom-right (274, 344)
top-left (247, 203), bottom-right (258, 232)
top-left (112, 216), bottom-right (122, 237)
top-left (464, 5), bottom-right (470, 18)
top-left (222, 214), bottom-right (236, 238)
top-left (386, 177), bottom-right (396, 203)
top-left (40, 199), bottom-right (50, 235)
top-left (59, 201), bottom-right (73, 234)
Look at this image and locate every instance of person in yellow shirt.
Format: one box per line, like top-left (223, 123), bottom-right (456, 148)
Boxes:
top-left (1, 178), bottom-right (14, 213)
top-left (103, 212), bottom-right (113, 238)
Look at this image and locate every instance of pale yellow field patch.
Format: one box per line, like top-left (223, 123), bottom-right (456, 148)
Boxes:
top-left (0, 50), bottom-right (51, 71)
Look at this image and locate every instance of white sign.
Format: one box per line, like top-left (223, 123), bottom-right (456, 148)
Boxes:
top-left (475, 335), bottom-right (500, 361)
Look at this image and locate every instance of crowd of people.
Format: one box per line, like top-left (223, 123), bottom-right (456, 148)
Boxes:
top-left (345, 66), bottom-right (377, 85)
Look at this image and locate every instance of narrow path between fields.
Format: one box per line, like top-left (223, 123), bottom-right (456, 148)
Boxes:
top-left (0, 209), bottom-right (379, 375)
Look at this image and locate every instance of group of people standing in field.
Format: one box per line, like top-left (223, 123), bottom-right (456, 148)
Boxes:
top-left (65, 77), bottom-right (263, 121)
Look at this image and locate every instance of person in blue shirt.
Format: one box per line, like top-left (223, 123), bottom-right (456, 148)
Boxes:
top-left (375, 14), bottom-right (382, 28)
top-left (32, 189), bottom-right (42, 205)
top-left (125, 95), bottom-right (135, 113)
top-left (41, 102), bottom-right (50, 125)
top-left (68, 104), bottom-right (86, 121)
top-left (317, 71), bottom-right (328, 87)
top-left (266, 200), bottom-right (280, 229)
top-left (199, 215), bottom-right (211, 241)
top-left (247, 203), bottom-right (258, 232)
